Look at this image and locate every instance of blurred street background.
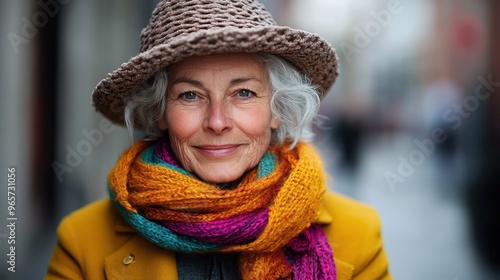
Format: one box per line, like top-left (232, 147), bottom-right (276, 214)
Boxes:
top-left (1, 0), bottom-right (499, 279)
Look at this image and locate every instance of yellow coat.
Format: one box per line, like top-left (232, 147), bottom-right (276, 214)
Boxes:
top-left (45, 191), bottom-right (392, 279)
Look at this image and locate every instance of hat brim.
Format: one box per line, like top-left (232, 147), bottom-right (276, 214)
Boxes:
top-left (92, 26), bottom-right (339, 126)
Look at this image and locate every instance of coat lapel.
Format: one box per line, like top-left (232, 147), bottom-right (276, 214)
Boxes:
top-left (318, 202), bottom-right (354, 280)
top-left (104, 235), bottom-right (179, 279)
top-left (335, 258), bottom-right (354, 280)
top-left (104, 215), bottom-right (178, 279)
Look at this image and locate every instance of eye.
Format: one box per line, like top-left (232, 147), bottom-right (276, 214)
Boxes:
top-left (179, 91), bottom-right (198, 100)
top-left (236, 89), bottom-right (256, 98)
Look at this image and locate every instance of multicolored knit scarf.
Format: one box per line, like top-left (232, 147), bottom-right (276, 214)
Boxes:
top-left (108, 138), bottom-right (336, 279)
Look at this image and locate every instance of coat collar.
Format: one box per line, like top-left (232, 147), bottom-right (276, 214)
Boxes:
top-left (318, 200), bottom-right (334, 224)
top-left (317, 200), bottom-right (354, 279)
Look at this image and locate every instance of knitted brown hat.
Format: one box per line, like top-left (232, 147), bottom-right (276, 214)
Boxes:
top-left (92, 0), bottom-right (339, 126)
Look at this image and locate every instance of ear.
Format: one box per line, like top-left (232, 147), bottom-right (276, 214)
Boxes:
top-left (270, 116), bottom-right (281, 129)
top-left (158, 115), bottom-right (168, 130)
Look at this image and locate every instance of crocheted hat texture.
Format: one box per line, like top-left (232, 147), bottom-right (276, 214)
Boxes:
top-left (108, 138), bottom-right (337, 279)
top-left (91, 0), bottom-right (339, 128)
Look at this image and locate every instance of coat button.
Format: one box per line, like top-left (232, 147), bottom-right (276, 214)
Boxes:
top-left (123, 254), bottom-right (135, 265)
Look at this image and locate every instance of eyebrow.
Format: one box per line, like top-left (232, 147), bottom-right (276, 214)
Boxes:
top-left (171, 76), bottom-right (262, 87)
top-left (229, 77), bottom-right (262, 85)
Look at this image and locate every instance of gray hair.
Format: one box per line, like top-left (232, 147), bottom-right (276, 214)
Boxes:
top-left (124, 53), bottom-right (321, 148)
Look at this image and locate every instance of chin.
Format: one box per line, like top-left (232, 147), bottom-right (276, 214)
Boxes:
top-left (202, 174), bottom-right (239, 184)
top-left (197, 168), bottom-right (245, 184)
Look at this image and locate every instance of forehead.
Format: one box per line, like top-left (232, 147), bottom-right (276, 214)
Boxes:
top-left (167, 53), bottom-right (267, 78)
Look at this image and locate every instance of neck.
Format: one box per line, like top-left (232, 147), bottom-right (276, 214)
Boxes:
top-left (215, 178), bottom-right (242, 190)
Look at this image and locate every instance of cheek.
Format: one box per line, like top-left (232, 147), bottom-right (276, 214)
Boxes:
top-left (165, 109), bottom-right (201, 141)
top-left (235, 107), bottom-right (275, 137)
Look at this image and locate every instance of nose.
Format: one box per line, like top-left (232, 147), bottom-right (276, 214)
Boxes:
top-left (203, 100), bottom-right (232, 134)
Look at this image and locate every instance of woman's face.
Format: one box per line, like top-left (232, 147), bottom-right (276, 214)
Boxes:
top-left (159, 53), bottom-right (280, 183)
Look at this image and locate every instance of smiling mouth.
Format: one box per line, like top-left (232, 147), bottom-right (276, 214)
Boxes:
top-left (195, 144), bottom-right (240, 158)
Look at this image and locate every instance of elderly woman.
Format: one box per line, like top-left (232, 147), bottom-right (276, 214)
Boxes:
top-left (46, 0), bottom-right (391, 279)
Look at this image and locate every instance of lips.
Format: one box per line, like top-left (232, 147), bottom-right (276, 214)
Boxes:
top-left (195, 144), bottom-right (240, 158)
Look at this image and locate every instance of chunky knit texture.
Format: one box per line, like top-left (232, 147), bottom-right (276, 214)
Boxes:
top-left (108, 138), bottom-right (336, 279)
top-left (92, 0), bottom-right (339, 128)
